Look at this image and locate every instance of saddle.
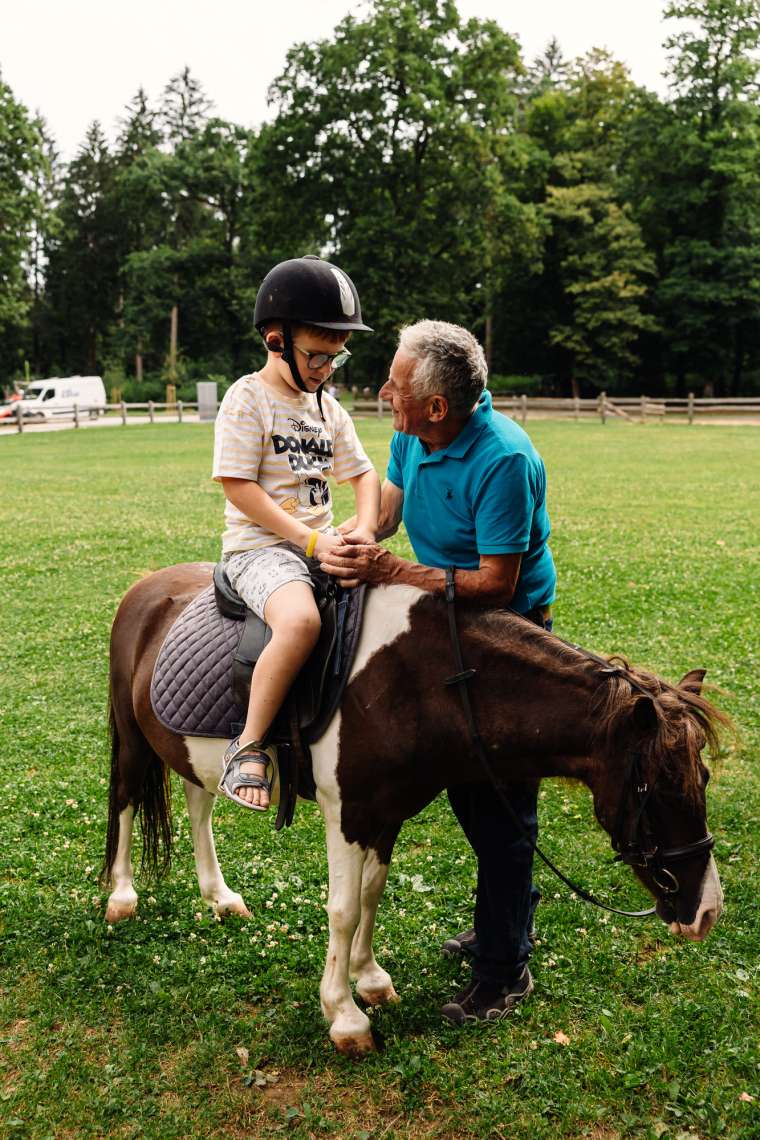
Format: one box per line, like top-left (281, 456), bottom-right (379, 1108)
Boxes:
top-left (150, 552), bottom-right (366, 830)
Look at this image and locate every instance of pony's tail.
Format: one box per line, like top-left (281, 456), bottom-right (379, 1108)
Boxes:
top-left (101, 687), bottom-right (173, 886)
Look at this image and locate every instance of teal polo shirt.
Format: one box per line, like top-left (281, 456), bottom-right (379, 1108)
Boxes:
top-left (386, 390), bottom-right (556, 614)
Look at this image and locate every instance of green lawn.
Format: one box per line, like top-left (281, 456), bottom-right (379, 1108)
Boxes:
top-left (0, 420), bottom-right (757, 1139)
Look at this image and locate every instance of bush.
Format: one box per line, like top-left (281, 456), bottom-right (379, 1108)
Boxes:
top-left (488, 373), bottom-right (543, 395)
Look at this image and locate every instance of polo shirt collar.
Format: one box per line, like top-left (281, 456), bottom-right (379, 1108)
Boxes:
top-left (419, 389), bottom-right (492, 463)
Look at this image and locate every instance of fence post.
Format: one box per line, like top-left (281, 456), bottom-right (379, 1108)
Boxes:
top-left (639, 394), bottom-right (647, 423)
top-left (15, 402), bottom-right (24, 433)
top-left (688, 391), bottom-right (694, 425)
top-left (377, 392), bottom-right (384, 418)
top-left (574, 396), bottom-right (580, 421)
top-left (520, 393), bottom-right (528, 425)
top-left (177, 399), bottom-right (183, 423)
top-left (74, 402), bottom-right (80, 428)
top-left (599, 391), bottom-right (607, 425)
top-left (120, 400), bottom-right (127, 425)
top-left (148, 400), bottom-right (155, 424)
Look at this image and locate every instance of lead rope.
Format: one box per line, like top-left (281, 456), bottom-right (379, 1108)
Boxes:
top-left (443, 568), bottom-right (656, 919)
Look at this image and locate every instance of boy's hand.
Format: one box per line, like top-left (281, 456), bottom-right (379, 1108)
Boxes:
top-left (313, 531), bottom-right (346, 558)
top-left (340, 525), bottom-right (376, 545)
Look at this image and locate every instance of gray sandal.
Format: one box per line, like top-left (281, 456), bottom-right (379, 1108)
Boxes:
top-left (218, 738), bottom-right (275, 811)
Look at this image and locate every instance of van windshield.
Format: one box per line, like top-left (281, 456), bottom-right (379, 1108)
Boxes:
top-left (25, 386), bottom-right (45, 400)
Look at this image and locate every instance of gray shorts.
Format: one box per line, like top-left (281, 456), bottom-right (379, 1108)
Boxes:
top-left (224, 545), bottom-right (314, 620)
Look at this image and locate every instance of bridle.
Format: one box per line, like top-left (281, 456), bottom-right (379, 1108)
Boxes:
top-left (608, 747), bottom-right (715, 900)
top-left (443, 569), bottom-right (714, 919)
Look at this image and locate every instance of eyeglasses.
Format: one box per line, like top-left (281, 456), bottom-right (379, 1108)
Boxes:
top-left (293, 343), bottom-right (352, 372)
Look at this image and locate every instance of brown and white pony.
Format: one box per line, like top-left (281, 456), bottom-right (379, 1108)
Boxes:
top-left (103, 563), bottom-right (725, 1056)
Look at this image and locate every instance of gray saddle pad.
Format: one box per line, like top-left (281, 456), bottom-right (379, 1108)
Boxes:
top-left (151, 585), bottom-right (246, 738)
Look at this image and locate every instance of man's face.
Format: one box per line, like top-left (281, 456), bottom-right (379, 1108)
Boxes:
top-left (380, 350), bottom-right (430, 436)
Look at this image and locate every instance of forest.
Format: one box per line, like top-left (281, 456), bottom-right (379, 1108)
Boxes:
top-left (1, 0), bottom-right (758, 398)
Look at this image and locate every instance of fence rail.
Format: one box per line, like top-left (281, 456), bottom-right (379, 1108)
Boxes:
top-left (351, 393), bottom-right (760, 425)
top-left (6, 400), bottom-right (200, 432)
top-left (5, 393), bottom-right (760, 435)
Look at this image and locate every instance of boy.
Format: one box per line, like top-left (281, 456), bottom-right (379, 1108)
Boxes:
top-left (213, 255), bottom-right (379, 810)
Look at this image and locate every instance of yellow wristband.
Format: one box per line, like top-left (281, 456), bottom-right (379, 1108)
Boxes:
top-left (305, 530), bottom-right (318, 558)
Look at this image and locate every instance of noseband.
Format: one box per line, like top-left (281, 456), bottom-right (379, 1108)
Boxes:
top-left (610, 753), bottom-right (715, 897)
top-left (444, 569), bottom-right (714, 919)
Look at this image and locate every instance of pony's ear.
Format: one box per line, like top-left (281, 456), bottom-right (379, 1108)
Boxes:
top-left (632, 695), bottom-right (658, 731)
top-left (678, 668), bottom-right (706, 694)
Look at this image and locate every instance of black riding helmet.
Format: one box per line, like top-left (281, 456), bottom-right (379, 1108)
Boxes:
top-left (253, 255), bottom-right (372, 413)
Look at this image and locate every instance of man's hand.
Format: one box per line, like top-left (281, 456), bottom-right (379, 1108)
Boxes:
top-left (320, 542), bottom-right (400, 588)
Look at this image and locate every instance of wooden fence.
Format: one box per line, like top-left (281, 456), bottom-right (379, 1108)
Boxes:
top-left (5, 393), bottom-right (760, 434)
top-left (5, 400), bottom-right (200, 432)
top-left (350, 392), bottom-right (760, 424)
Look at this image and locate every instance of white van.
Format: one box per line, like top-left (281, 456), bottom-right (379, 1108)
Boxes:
top-left (19, 376), bottom-right (107, 420)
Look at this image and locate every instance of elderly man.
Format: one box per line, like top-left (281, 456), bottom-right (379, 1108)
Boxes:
top-left (321, 319), bottom-right (557, 1024)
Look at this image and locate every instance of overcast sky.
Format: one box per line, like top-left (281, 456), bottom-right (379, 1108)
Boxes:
top-left (2, 0), bottom-right (678, 159)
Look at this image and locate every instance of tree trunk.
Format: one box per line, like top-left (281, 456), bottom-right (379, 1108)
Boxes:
top-left (484, 312), bottom-right (493, 371)
top-left (570, 375), bottom-right (580, 400)
top-left (169, 305), bottom-right (178, 382)
top-left (731, 324), bottom-right (743, 396)
top-left (136, 337), bottom-right (144, 384)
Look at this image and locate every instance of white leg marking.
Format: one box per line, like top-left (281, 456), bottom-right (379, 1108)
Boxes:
top-left (670, 856), bottom-right (724, 941)
top-left (310, 587), bottom-right (421, 1053)
top-left (318, 796), bottom-right (375, 1056)
top-left (105, 806), bottom-right (138, 922)
top-left (183, 780), bottom-right (250, 917)
top-left (351, 849), bottom-right (398, 1006)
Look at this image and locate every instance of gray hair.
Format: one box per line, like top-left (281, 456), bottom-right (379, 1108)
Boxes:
top-left (398, 320), bottom-right (487, 417)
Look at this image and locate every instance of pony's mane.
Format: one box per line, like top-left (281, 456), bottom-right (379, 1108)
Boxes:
top-left (591, 657), bottom-right (728, 804)
top-left (482, 609), bottom-right (729, 804)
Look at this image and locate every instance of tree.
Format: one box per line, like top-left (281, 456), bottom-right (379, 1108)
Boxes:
top-left (0, 71), bottom-right (48, 385)
top-left (544, 184), bottom-right (656, 392)
top-left (161, 67), bottom-right (212, 145)
top-left (634, 0), bottom-right (760, 392)
top-left (43, 123), bottom-right (122, 374)
top-left (514, 51), bottom-right (656, 393)
top-left (260, 0), bottom-right (541, 382)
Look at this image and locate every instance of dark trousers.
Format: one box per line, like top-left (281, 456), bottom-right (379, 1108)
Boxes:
top-left (447, 780), bottom-right (540, 986)
top-left (446, 607), bottom-right (550, 987)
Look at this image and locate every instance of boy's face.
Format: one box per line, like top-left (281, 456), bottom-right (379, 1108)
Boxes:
top-left (282, 328), bottom-right (350, 393)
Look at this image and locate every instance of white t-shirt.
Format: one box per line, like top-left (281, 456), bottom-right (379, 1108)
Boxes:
top-left (212, 373), bottom-right (373, 554)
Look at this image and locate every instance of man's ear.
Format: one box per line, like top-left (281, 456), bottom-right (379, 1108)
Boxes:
top-left (428, 394), bottom-right (448, 422)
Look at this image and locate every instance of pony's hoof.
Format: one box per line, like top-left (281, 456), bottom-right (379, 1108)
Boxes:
top-left (105, 897), bottom-right (137, 923)
top-left (357, 983), bottom-right (399, 1006)
top-left (330, 1029), bottom-right (376, 1058)
top-left (215, 897), bottom-right (251, 919)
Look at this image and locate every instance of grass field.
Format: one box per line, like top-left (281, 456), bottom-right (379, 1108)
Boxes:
top-left (0, 420), bottom-right (757, 1139)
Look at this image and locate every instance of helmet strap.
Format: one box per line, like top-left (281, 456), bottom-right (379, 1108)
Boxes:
top-left (283, 322), bottom-right (326, 420)
top-left (282, 323), bottom-right (308, 394)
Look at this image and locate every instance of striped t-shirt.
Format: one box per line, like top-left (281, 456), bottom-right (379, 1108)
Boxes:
top-left (212, 373), bottom-right (373, 554)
